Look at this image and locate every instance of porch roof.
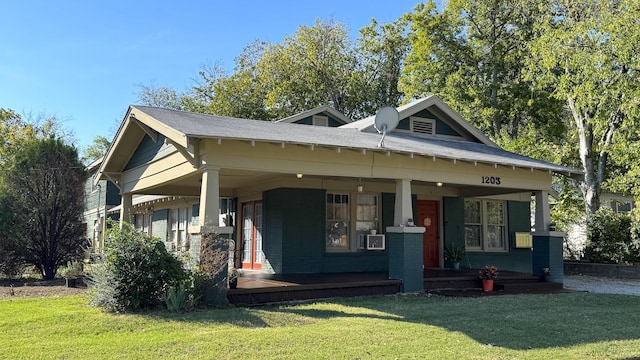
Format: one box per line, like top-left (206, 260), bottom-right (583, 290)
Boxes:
top-left (116, 105), bottom-right (580, 178)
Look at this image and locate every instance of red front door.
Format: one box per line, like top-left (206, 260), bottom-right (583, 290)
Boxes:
top-left (417, 200), bottom-right (439, 268)
top-left (241, 201), bottom-right (263, 270)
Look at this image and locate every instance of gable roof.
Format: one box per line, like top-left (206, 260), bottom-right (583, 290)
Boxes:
top-left (341, 95), bottom-right (496, 147)
top-left (98, 103), bottom-right (581, 178)
top-left (275, 105), bottom-right (352, 125)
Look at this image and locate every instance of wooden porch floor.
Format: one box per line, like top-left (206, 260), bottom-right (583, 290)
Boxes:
top-left (227, 269), bottom-right (565, 305)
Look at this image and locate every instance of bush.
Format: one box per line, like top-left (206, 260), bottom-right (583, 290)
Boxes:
top-left (583, 208), bottom-right (640, 264)
top-left (88, 221), bottom-right (188, 312)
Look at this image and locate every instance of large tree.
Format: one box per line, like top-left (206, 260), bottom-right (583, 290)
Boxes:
top-left (526, 0), bottom-right (640, 215)
top-left (3, 138), bottom-right (88, 279)
top-left (401, 0), bottom-right (565, 144)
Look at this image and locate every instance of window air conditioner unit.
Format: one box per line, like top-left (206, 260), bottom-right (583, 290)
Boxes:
top-left (366, 234), bottom-right (385, 250)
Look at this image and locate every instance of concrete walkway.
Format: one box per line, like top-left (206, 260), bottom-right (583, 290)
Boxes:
top-left (564, 275), bottom-right (640, 296)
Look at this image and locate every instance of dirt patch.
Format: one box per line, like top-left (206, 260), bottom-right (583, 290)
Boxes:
top-left (0, 278), bottom-right (87, 298)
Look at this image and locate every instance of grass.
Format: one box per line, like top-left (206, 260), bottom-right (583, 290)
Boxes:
top-left (1, 292), bottom-right (640, 359)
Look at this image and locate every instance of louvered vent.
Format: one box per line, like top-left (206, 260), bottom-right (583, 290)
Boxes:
top-left (313, 115), bottom-right (329, 127)
top-left (412, 118), bottom-right (435, 135)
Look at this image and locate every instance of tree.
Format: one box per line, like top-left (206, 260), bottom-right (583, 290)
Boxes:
top-left (81, 135), bottom-right (111, 164)
top-left (526, 0), bottom-right (640, 215)
top-left (348, 18), bottom-right (410, 119)
top-left (401, 0), bottom-right (565, 143)
top-left (3, 138), bottom-right (88, 279)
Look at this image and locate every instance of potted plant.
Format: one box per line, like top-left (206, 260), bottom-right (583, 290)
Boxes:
top-left (59, 261), bottom-right (84, 288)
top-left (444, 244), bottom-right (465, 270)
top-left (228, 268), bottom-right (239, 289)
top-left (479, 265), bottom-right (498, 292)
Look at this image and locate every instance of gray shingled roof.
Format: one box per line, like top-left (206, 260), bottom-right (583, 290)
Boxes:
top-left (132, 105), bottom-right (580, 176)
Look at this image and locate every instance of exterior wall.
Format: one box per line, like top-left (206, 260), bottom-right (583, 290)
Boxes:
top-left (396, 108), bottom-right (463, 138)
top-left (293, 114), bottom-right (343, 127)
top-left (442, 197), bottom-right (533, 273)
top-left (263, 188), bottom-right (389, 274)
top-left (151, 209), bottom-right (168, 241)
top-left (124, 134), bottom-right (171, 171)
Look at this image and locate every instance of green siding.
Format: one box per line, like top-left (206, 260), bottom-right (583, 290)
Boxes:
top-left (105, 181), bottom-right (121, 206)
top-left (396, 109), bottom-right (463, 138)
top-left (291, 112), bottom-right (343, 127)
top-left (264, 188), bottom-right (388, 274)
top-left (466, 201), bottom-right (531, 273)
top-left (124, 134), bottom-right (173, 170)
top-left (152, 209), bottom-right (168, 242)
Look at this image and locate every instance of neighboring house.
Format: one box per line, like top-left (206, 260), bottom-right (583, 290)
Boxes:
top-left (96, 96), bottom-right (581, 291)
top-left (83, 157), bottom-right (121, 252)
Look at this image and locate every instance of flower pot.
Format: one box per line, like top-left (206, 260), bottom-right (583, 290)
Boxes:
top-left (229, 278), bottom-right (238, 289)
top-left (453, 262), bottom-right (460, 270)
top-left (65, 278), bottom-right (77, 288)
top-left (482, 279), bottom-right (494, 292)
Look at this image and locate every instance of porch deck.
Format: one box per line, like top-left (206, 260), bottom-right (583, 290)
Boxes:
top-left (227, 269), bottom-right (565, 305)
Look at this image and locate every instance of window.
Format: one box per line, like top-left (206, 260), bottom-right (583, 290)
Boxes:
top-left (326, 193), bottom-right (350, 250)
top-left (169, 207), bottom-right (190, 251)
top-left (356, 194), bottom-right (378, 249)
top-left (326, 192), bottom-right (380, 252)
top-left (464, 199), bottom-right (507, 252)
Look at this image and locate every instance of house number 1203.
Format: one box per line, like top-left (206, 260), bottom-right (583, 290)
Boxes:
top-left (482, 176), bottom-right (501, 185)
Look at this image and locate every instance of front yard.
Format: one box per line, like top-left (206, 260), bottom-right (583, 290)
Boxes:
top-left (1, 291), bottom-right (639, 359)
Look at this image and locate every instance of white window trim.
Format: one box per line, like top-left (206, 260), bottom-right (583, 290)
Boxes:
top-left (464, 199), bottom-right (508, 253)
top-left (326, 192), bottom-right (380, 253)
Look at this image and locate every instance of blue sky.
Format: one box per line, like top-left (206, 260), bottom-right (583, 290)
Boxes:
top-left (1, 0), bottom-right (424, 149)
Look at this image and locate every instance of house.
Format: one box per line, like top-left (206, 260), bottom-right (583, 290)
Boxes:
top-left (96, 96), bottom-right (581, 292)
top-left (83, 157), bottom-right (121, 252)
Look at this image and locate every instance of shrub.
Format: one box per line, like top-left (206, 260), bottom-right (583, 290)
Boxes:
top-left (88, 221), bottom-right (188, 312)
top-left (583, 208), bottom-right (640, 264)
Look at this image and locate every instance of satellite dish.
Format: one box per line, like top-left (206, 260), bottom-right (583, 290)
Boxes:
top-left (374, 106), bottom-right (399, 148)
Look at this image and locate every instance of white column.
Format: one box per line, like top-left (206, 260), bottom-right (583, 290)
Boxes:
top-left (534, 190), bottom-right (551, 232)
top-left (120, 192), bottom-right (133, 227)
top-left (394, 179), bottom-right (413, 226)
top-left (199, 167), bottom-right (221, 228)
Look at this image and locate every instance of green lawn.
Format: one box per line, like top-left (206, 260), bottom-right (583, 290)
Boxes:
top-left (1, 292), bottom-right (640, 359)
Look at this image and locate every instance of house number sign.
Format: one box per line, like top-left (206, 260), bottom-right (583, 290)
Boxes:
top-left (481, 176), bottom-right (501, 185)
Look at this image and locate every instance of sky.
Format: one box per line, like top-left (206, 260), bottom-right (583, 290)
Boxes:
top-left (1, 0), bottom-right (425, 149)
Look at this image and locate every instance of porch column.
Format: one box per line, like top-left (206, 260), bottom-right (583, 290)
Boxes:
top-left (394, 179), bottom-right (413, 226)
top-left (387, 178), bottom-right (425, 293)
top-left (120, 192), bottom-right (133, 226)
top-left (534, 190), bottom-right (551, 232)
top-left (199, 166), bottom-right (221, 228)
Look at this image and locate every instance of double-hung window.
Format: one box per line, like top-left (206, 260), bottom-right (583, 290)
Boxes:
top-left (326, 193), bottom-right (349, 250)
top-left (464, 199), bottom-right (507, 252)
top-left (169, 207), bottom-right (190, 251)
top-left (326, 192), bottom-right (380, 252)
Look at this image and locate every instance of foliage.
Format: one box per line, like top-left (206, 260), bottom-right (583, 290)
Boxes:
top-left (5, 293), bottom-right (640, 358)
top-left (444, 244), bottom-right (465, 263)
top-left (88, 221), bottom-right (188, 312)
top-left (0, 137), bottom-right (88, 280)
top-left (401, 0), bottom-right (565, 143)
top-left (58, 260), bottom-right (84, 279)
top-left (526, 0), bottom-right (640, 215)
top-left (163, 282), bottom-right (200, 312)
top-left (0, 191), bottom-right (25, 278)
top-left (228, 268), bottom-right (238, 281)
top-left (583, 208), bottom-right (638, 264)
top-left (81, 135), bottom-right (110, 164)
top-left (479, 265), bottom-right (499, 280)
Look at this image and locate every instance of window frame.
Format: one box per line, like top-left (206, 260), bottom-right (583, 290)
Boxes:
top-left (464, 199), bottom-right (508, 252)
top-left (326, 191), bottom-right (380, 253)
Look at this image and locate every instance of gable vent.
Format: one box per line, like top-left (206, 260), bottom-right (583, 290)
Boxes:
top-left (411, 118), bottom-right (435, 135)
top-left (313, 115), bottom-right (329, 127)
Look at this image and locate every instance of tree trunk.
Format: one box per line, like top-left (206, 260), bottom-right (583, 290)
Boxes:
top-left (568, 99), bottom-right (600, 215)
